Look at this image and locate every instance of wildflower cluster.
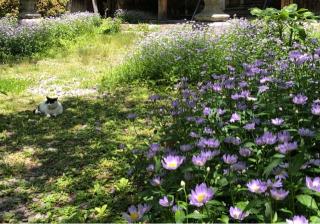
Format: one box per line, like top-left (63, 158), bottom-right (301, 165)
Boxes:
top-left (124, 19), bottom-right (320, 223)
top-left (0, 12), bottom-right (101, 62)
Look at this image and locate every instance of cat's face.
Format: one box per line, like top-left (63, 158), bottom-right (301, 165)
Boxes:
top-left (46, 96), bottom-right (58, 105)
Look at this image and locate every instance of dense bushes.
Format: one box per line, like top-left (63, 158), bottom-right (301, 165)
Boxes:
top-left (36, 0), bottom-right (70, 17)
top-left (0, 0), bottom-right (19, 17)
top-left (0, 12), bottom-right (101, 62)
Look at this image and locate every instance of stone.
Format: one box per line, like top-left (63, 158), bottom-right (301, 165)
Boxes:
top-left (195, 0), bottom-right (230, 22)
top-left (19, 0), bottom-right (41, 19)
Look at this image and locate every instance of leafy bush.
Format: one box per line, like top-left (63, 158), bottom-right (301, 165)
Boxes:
top-left (98, 18), bottom-right (121, 35)
top-left (114, 9), bottom-right (156, 23)
top-left (0, 12), bottom-right (101, 62)
top-left (0, 0), bottom-right (19, 17)
top-left (36, 0), bottom-right (70, 17)
top-left (251, 4), bottom-right (318, 45)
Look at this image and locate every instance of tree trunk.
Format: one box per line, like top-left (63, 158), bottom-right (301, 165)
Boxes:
top-left (92, 0), bottom-right (99, 13)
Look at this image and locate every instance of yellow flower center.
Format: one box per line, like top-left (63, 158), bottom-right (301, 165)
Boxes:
top-left (130, 212), bottom-right (139, 221)
top-left (167, 162), bottom-right (177, 168)
top-left (251, 184), bottom-right (260, 192)
top-left (196, 193), bottom-right (206, 203)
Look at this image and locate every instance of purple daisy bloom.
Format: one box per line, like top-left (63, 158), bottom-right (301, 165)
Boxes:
top-left (146, 164), bottom-right (155, 172)
top-left (150, 176), bottom-right (162, 186)
top-left (180, 144), bottom-right (193, 152)
top-left (192, 154), bottom-right (207, 166)
top-left (122, 204), bottom-right (151, 223)
top-left (189, 183), bottom-right (214, 207)
top-left (224, 136), bottom-right (241, 145)
top-left (161, 155), bottom-right (185, 170)
top-left (306, 177), bottom-right (320, 192)
top-left (298, 128), bottom-right (315, 137)
top-left (150, 143), bottom-right (160, 152)
top-left (239, 147), bottom-right (252, 157)
top-left (275, 142), bottom-right (298, 154)
top-left (311, 102), bottom-right (320, 116)
top-left (200, 150), bottom-right (220, 159)
top-left (229, 206), bottom-right (249, 221)
top-left (270, 188), bottom-right (289, 200)
top-left (127, 113), bottom-right (137, 120)
top-left (172, 205), bottom-right (182, 212)
top-left (230, 112), bottom-right (241, 123)
top-left (243, 122), bottom-right (256, 131)
top-left (223, 154), bottom-right (238, 165)
top-left (203, 107), bottom-right (212, 116)
top-left (256, 132), bottom-right (277, 145)
top-left (286, 215), bottom-right (308, 224)
top-left (271, 118), bottom-right (284, 126)
top-left (258, 85), bottom-right (269, 94)
top-left (277, 131), bottom-right (292, 143)
top-left (159, 196), bottom-right (173, 207)
top-left (293, 94), bottom-right (308, 105)
top-left (247, 179), bottom-right (268, 194)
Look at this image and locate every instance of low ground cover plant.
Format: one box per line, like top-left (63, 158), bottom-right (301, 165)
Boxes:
top-left (0, 12), bottom-right (101, 62)
top-left (117, 9), bottom-right (320, 224)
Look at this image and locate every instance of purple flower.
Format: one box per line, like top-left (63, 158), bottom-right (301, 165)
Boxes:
top-left (189, 183), bottom-right (214, 207)
top-left (203, 107), bottom-right (212, 116)
top-left (161, 155), bottom-right (185, 170)
top-left (275, 142), bottom-right (298, 154)
top-left (224, 136), bottom-right (241, 145)
top-left (217, 108), bottom-right (226, 116)
top-left (271, 118), bottom-right (284, 126)
top-left (172, 205), bottom-right (182, 212)
top-left (286, 215), bottom-right (308, 224)
top-left (243, 122), bottom-right (255, 131)
top-left (203, 127), bottom-right (213, 134)
top-left (192, 154), bottom-right (207, 166)
top-left (122, 204), bottom-right (151, 223)
top-left (270, 188), bottom-right (289, 200)
top-left (239, 147), bottom-right (252, 157)
top-left (293, 94), bottom-right (308, 105)
top-left (150, 176), bottom-right (162, 186)
top-left (311, 102), bottom-right (320, 115)
top-left (197, 138), bottom-right (220, 149)
top-left (146, 164), bottom-right (155, 172)
top-left (229, 206), bottom-right (249, 221)
top-left (247, 179), bottom-right (268, 193)
top-left (200, 150), bottom-right (220, 160)
top-left (277, 131), bottom-right (292, 143)
top-left (258, 85), bottom-right (269, 93)
top-left (150, 143), bottom-right (160, 152)
top-left (180, 144), bottom-right (193, 152)
top-left (159, 196), bottom-right (173, 207)
top-left (149, 94), bottom-right (161, 101)
top-left (231, 161), bottom-right (247, 171)
top-left (306, 177), bottom-right (320, 192)
top-left (230, 112), bottom-right (241, 123)
top-left (223, 154), bottom-right (238, 165)
top-left (256, 132), bottom-right (277, 145)
top-left (127, 113), bottom-right (137, 120)
top-left (298, 128), bottom-right (315, 137)
top-left (267, 179), bottom-right (283, 188)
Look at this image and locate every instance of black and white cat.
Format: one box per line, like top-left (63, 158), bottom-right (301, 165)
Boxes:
top-left (34, 96), bottom-right (63, 117)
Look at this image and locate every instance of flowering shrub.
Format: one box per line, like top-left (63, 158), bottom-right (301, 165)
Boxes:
top-left (0, 12), bottom-right (101, 62)
top-left (123, 19), bottom-right (320, 223)
top-left (0, 0), bottom-right (19, 17)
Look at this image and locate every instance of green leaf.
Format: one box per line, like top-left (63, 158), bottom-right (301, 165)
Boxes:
top-left (187, 211), bottom-right (207, 220)
top-left (218, 214), bottom-right (229, 224)
top-left (310, 216), bottom-right (320, 223)
top-left (279, 208), bottom-right (293, 216)
top-left (175, 210), bottom-right (185, 223)
top-left (296, 194), bottom-right (319, 211)
top-left (263, 158), bottom-right (283, 178)
top-left (236, 201), bottom-right (249, 210)
top-left (272, 212), bottom-right (278, 223)
top-left (288, 153), bottom-right (305, 176)
top-left (265, 202), bottom-right (272, 222)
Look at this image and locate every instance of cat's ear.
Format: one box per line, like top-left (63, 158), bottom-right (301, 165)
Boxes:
top-left (46, 96), bottom-right (51, 100)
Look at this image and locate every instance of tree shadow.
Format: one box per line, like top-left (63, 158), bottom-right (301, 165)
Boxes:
top-left (0, 86), bottom-right (156, 222)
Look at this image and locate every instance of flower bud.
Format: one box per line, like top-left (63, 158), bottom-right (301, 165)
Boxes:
top-left (180, 180), bottom-right (186, 187)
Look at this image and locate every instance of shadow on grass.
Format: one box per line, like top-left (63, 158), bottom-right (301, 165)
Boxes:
top-left (0, 87), bottom-right (155, 222)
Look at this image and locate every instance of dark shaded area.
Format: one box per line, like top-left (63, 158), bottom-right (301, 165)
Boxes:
top-left (0, 87), bottom-right (156, 222)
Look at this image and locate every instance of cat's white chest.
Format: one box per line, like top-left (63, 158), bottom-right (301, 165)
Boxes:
top-left (36, 101), bottom-right (63, 117)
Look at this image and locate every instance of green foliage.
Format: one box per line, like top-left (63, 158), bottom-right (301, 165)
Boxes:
top-left (0, 0), bottom-right (19, 17)
top-left (36, 0), bottom-right (70, 16)
top-left (98, 18), bottom-right (121, 35)
top-left (251, 4), bottom-right (318, 45)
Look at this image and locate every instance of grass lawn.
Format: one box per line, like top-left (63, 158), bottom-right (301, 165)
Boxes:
top-left (0, 30), bottom-right (158, 222)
